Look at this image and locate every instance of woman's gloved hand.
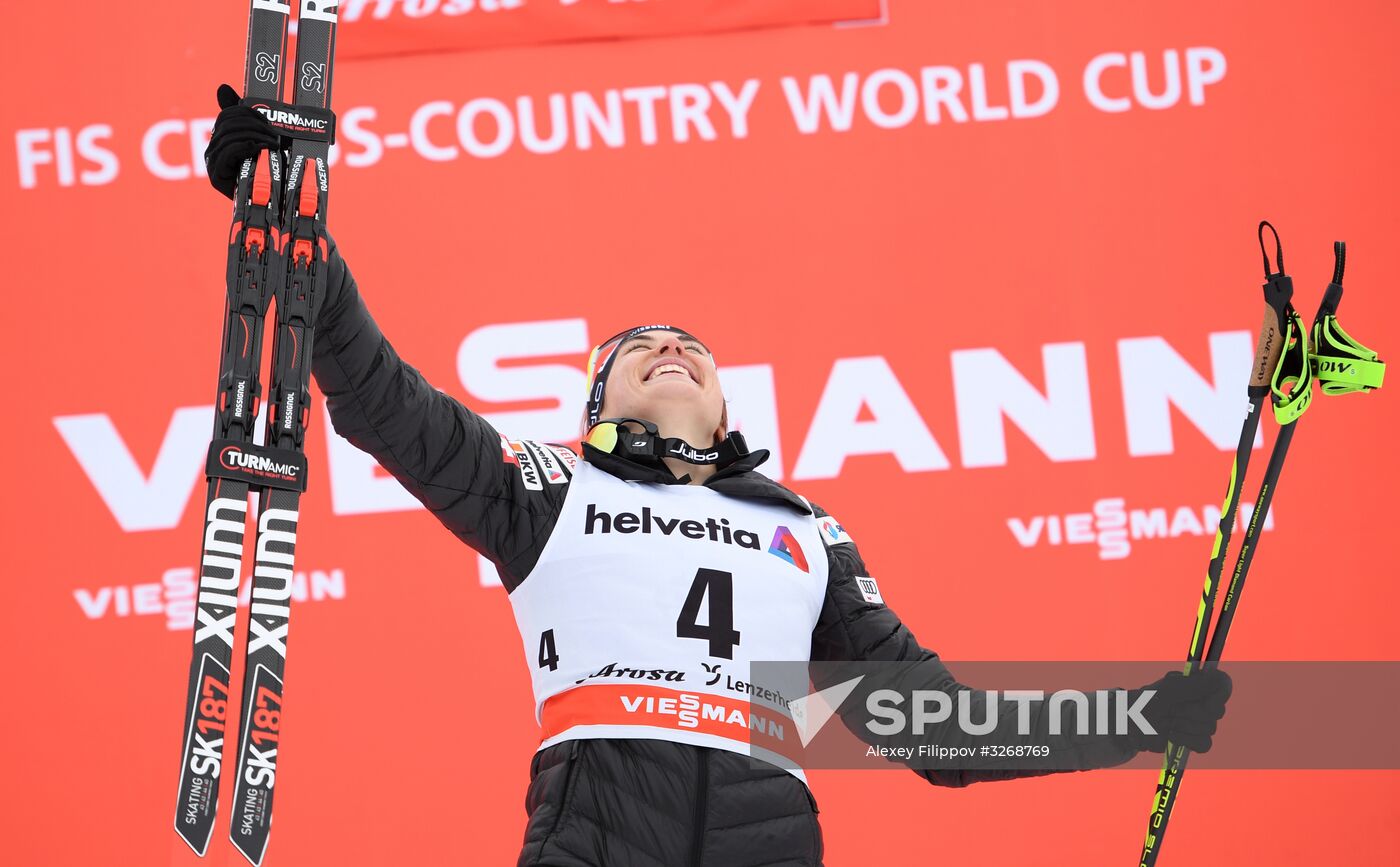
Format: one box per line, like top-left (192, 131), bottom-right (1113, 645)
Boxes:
top-left (204, 84), bottom-right (283, 200)
top-left (1127, 668), bottom-right (1232, 754)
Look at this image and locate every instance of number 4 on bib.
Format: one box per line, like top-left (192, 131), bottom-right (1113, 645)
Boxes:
top-left (538, 629), bottom-right (560, 671)
top-left (675, 568), bottom-right (742, 659)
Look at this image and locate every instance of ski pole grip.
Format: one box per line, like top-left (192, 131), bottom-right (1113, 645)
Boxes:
top-left (1249, 280), bottom-right (1290, 388)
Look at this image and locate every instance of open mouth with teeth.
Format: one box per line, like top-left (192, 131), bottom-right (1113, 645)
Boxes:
top-left (645, 362), bottom-right (697, 383)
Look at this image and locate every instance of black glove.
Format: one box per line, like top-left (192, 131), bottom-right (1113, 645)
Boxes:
top-left (1127, 668), bottom-right (1232, 754)
top-left (204, 84), bottom-right (282, 200)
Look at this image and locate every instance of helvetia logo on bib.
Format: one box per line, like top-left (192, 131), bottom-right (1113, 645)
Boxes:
top-left (585, 504), bottom-right (760, 547)
top-left (582, 505), bottom-right (809, 572)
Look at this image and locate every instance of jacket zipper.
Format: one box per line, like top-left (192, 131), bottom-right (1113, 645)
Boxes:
top-left (690, 748), bottom-right (710, 866)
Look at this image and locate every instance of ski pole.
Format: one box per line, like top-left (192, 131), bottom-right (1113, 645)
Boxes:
top-left (1138, 268), bottom-right (1313, 867)
top-left (1202, 241), bottom-right (1383, 661)
top-left (1137, 222), bottom-right (1298, 866)
top-left (1137, 238), bottom-right (1385, 865)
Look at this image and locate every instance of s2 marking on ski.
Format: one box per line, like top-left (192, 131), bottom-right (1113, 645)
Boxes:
top-left (300, 62), bottom-right (325, 94)
top-left (253, 51), bottom-right (280, 83)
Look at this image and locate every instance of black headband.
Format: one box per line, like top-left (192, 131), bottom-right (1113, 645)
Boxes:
top-left (583, 324), bottom-right (710, 430)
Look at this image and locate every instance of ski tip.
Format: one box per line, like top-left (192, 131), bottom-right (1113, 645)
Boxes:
top-left (173, 820), bottom-right (211, 857)
top-left (230, 831), bottom-right (270, 867)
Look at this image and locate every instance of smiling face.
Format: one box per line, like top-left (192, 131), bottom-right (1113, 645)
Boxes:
top-left (595, 328), bottom-right (727, 444)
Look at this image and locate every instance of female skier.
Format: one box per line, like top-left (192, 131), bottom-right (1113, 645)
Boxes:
top-left (204, 90), bottom-right (1230, 866)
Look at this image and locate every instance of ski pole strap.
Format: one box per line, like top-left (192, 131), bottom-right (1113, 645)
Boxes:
top-left (1309, 243), bottom-right (1386, 394)
top-left (1312, 317), bottom-right (1386, 393)
top-left (1270, 306), bottom-right (1312, 424)
top-left (1258, 220), bottom-right (1286, 276)
top-left (1250, 221), bottom-right (1294, 390)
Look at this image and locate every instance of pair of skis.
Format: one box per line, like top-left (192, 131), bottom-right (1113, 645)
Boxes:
top-left (174, 2), bottom-right (338, 865)
top-left (1137, 223), bottom-right (1386, 865)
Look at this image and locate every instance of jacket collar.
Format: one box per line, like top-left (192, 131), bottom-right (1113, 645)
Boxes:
top-left (581, 443), bottom-right (811, 516)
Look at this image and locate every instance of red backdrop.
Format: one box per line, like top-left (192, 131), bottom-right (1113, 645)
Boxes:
top-left (4, 1), bottom-right (1398, 864)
